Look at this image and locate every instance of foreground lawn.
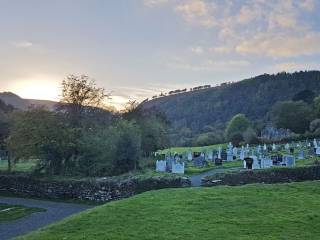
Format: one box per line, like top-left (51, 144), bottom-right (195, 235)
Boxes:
top-left (0, 203), bottom-right (44, 223)
top-left (20, 181), bottom-right (320, 240)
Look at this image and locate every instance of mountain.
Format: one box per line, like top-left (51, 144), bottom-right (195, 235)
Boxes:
top-left (0, 92), bottom-right (57, 110)
top-left (141, 71), bottom-right (320, 144)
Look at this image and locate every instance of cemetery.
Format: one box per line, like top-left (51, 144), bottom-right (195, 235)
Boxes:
top-left (155, 139), bottom-right (320, 179)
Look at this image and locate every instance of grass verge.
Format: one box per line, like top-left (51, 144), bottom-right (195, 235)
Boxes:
top-left (0, 203), bottom-right (45, 223)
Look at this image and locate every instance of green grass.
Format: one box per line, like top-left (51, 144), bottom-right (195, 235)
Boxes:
top-left (19, 181), bottom-right (320, 240)
top-left (0, 203), bottom-right (45, 223)
top-left (0, 160), bottom-right (37, 172)
top-left (159, 143), bottom-right (227, 155)
top-left (185, 160), bottom-right (243, 175)
top-left (295, 157), bottom-right (320, 167)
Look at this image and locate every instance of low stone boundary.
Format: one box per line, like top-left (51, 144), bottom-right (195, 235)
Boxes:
top-left (202, 165), bottom-right (320, 187)
top-left (0, 174), bottom-right (190, 202)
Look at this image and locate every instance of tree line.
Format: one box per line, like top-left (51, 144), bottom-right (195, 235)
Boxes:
top-left (0, 75), bottom-right (169, 176)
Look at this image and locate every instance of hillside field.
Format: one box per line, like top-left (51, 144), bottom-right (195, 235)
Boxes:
top-left (20, 181), bottom-right (320, 240)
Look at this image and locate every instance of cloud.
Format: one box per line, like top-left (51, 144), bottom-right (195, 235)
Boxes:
top-left (167, 59), bottom-right (250, 72)
top-left (299, 0), bottom-right (315, 11)
top-left (11, 41), bottom-right (33, 48)
top-left (190, 46), bottom-right (204, 54)
top-left (143, 0), bottom-right (170, 7)
top-left (175, 0), bottom-right (215, 28)
top-left (235, 32), bottom-right (320, 58)
top-left (210, 46), bottom-right (232, 54)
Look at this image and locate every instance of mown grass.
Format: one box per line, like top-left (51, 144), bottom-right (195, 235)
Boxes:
top-left (159, 143), bottom-right (227, 155)
top-left (20, 181), bottom-right (320, 240)
top-left (0, 160), bottom-right (37, 172)
top-left (185, 160), bottom-right (243, 175)
top-left (0, 203), bottom-right (45, 223)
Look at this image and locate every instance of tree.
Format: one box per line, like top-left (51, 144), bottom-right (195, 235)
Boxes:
top-left (225, 114), bottom-right (251, 144)
top-left (59, 74), bottom-right (109, 126)
top-left (292, 90), bottom-right (315, 104)
top-left (314, 96), bottom-right (320, 117)
top-left (140, 117), bottom-right (169, 156)
top-left (113, 121), bottom-right (141, 175)
top-left (8, 108), bottom-right (77, 175)
top-left (310, 119), bottom-right (320, 136)
top-left (270, 101), bottom-right (314, 134)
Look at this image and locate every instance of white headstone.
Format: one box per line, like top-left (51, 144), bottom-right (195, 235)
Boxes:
top-left (251, 156), bottom-right (260, 170)
top-left (156, 160), bottom-right (166, 172)
top-left (218, 147), bottom-right (222, 159)
top-left (233, 147), bottom-right (238, 158)
top-left (283, 155), bottom-right (295, 167)
top-left (240, 146), bottom-right (245, 160)
top-left (314, 139), bottom-right (318, 148)
top-left (261, 157), bottom-right (273, 169)
top-left (172, 162), bottom-right (184, 174)
top-left (187, 152), bottom-right (193, 161)
top-left (272, 143), bottom-right (276, 151)
top-left (316, 147), bottom-right (320, 155)
top-left (263, 144), bottom-right (267, 151)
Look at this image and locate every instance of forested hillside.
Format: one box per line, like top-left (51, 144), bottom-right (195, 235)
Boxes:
top-left (141, 71), bottom-right (320, 145)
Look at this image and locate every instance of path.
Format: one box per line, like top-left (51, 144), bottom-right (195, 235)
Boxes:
top-left (190, 167), bottom-right (241, 187)
top-left (0, 196), bottom-right (93, 240)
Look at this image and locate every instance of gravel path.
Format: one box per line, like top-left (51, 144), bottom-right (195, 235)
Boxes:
top-left (0, 196), bottom-right (93, 240)
top-left (190, 167), bottom-right (241, 187)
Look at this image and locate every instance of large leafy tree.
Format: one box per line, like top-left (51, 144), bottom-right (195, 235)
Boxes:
top-left (59, 74), bottom-right (109, 127)
top-left (8, 108), bottom-right (77, 175)
top-left (270, 101), bottom-right (314, 134)
top-left (225, 114), bottom-right (251, 144)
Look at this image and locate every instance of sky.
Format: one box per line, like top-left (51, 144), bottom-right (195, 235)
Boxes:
top-left (0, 0), bottom-right (320, 109)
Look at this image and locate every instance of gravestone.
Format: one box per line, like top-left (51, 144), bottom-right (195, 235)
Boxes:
top-left (240, 146), bottom-right (245, 160)
top-left (218, 147), bottom-right (222, 159)
top-left (314, 139), bottom-right (318, 148)
top-left (283, 155), bottom-right (295, 167)
top-left (207, 151), bottom-right (213, 161)
top-left (263, 144), bottom-right (267, 151)
top-left (187, 152), bottom-right (193, 161)
top-left (251, 156), bottom-right (260, 169)
top-left (165, 156), bottom-right (174, 171)
top-left (233, 147), bottom-right (238, 159)
top-left (298, 150), bottom-right (305, 159)
top-left (227, 150), bottom-right (233, 161)
top-left (316, 147), bottom-right (320, 156)
top-left (156, 160), bottom-right (166, 172)
top-left (272, 143), bottom-right (276, 151)
top-left (285, 143), bottom-right (290, 150)
top-left (172, 162), bottom-right (184, 174)
top-left (244, 157), bottom-right (253, 169)
top-left (261, 157), bottom-right (273, 169)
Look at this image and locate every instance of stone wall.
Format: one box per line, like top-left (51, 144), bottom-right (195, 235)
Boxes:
top-left (0, 174), bottom-right (190, 202)
top-left (202, 165), bottom-right (320, 187)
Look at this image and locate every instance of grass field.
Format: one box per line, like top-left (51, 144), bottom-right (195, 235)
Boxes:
top-left (20, 181), bottom-right (320, 240)
top-left (158, 143), bottom-right (227, 155)
top-left (0, 160), bottom-right (37, 172)
top-left (185, 160), bottom-right (243, 175)
top-left (0, 203), bottom-right (44, 223)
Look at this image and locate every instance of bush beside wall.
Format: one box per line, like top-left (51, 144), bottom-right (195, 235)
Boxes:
top-left (202, 166), bottom-right (320, 187)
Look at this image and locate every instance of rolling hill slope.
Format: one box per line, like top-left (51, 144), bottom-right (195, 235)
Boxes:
top-left (142, 71), bottom-right (320, 133)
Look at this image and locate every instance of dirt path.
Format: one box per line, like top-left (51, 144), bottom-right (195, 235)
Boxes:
top-left (0, 196), bottom-right (93, 240)
top-left (190, 167), bottom-right (241, 187)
